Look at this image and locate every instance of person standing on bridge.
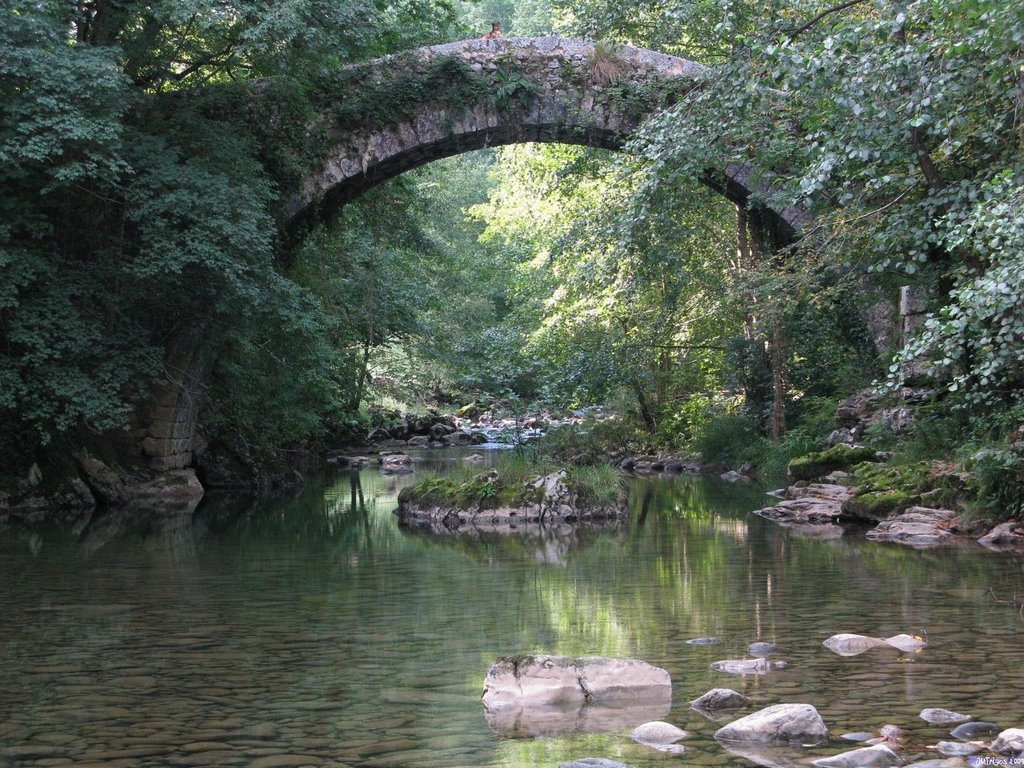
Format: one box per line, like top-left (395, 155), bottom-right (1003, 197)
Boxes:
top-left (481, 21), bottom-right (502, 39)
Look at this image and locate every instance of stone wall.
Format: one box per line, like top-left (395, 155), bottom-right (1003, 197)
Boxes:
top-left (138, 330), bottom-right (211, 471)
top-left (283, 37), bottom-right (808, 239)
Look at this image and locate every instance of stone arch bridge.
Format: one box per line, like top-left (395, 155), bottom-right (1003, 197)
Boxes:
top-left (143, 37), bottom-right (806, 472)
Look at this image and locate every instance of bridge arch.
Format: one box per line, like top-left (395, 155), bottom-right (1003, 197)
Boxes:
top-left (144, 37), bottom-right (807, 472)
top-left (280, 37), bottom-right (807, 238)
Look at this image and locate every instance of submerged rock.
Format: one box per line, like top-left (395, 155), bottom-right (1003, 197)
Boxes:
top-left (484, 699), bottom-right (670, 738)
top-left (717, 741), bottom-right (807, 767)
top-left (557, 760), bottom-right (635, 768)
top-left (920, 708), bottom-right (971, 725)
top-left (812, 744), bottom-right (900, 767)
top-left (711, 657), bottom-right (787, 675)
top-left (686, 636), bottom-right (720, 645)
top-left (950, 721), bottom-right (1000, 740)
top-left (481, 655), bottom-right (671, 710)
top-left (691, 688), bottom-right (751, 710)
top-left (747, 641), bottom-right (777, 656)
top-left (839, 732), bottom-right (876, 742)
top-left (714, 703), bottom-right (828, 745)
top-left (934, 740), bottom-right (984, 756)
top-left (903, 760), bottom-right (969, 768)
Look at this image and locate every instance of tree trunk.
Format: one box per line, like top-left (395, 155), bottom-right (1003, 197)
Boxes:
top-left (631, 377), bottom-right (658, 434)
top-left (736, 203), bottom-right (756, 339)
top-left (769, 320), bottom-right (786, 439)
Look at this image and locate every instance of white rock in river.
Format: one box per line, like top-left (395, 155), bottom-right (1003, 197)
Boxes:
top-left (883, 633), bottom-right (927, 652)
top-left (991, 728), bottom-right (1024, 754)
top-left (630, 721), bottom-right (688, 744)
top-left (920, 708), bottom-right (971, 725)
top-left (481, 655), bottom-right (671, 709)
top-left (714, 703), bottom-right (828, 745)
top-left (822, 633), bottom-right (890, 656)
top-left (812, 744), bottom-right (901, 767)
top-left (557, 760), bottom-right (636, 768)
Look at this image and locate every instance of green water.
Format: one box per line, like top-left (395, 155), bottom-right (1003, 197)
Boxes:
top-left (1, 452), bottom-right (1022, 768)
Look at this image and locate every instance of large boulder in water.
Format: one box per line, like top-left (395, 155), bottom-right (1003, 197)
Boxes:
top-left (481, 655), bottom-right (671, 710)
top-left (714, 703), bottom-right (828, 745)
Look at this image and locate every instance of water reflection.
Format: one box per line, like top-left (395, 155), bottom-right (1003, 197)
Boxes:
top-left (484, 699), bottom-right (672, 738)
top-left (0, 458), bottom-right (1022, 768)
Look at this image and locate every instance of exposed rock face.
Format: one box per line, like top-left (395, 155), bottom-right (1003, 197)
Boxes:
top-left (714, 703), bottom-right (828, 745)
top-left (835, 389), bottom-right (876, 429)
top-left (691, 688), bottom-right (751, 710)
top-left (480, 655), bottom-right (671, 710)
top-left (812, 744), bottom-right (900, 767)
top-left (73, 451), bottom-right (127, 505)
top-left (396, 471), bottom-right (626, 535)
top-left (865, 507), bottom-right (961, 547)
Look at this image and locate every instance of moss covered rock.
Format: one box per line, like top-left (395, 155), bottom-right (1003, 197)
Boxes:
top-left (841, 461), bottom-right (964, 522)
top-left (396, 467), bottom-right (627, 535)
top-left (788, 445), bottom-right (879, 481)
top-left (842, 489), bottom-right (914, 521)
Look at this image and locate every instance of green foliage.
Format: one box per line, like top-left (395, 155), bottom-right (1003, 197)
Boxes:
top-left (538, 416), bottom-right (649, 462)
top-left (693, 413), bottom-right (764, 467)
top-left (491, 63), bottom-right (541, 112)
top-left (895, 174), bottom-right (1024, 407)
top-left (0, 0), bottom-right (472, 470)
top-left (966, 446), bottom-right (1024, 521)
top-left (401, 453), bottom-right (625, 509)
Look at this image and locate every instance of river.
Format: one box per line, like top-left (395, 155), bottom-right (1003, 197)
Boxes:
top-left (1, 449), bottom-right (1022, 767)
